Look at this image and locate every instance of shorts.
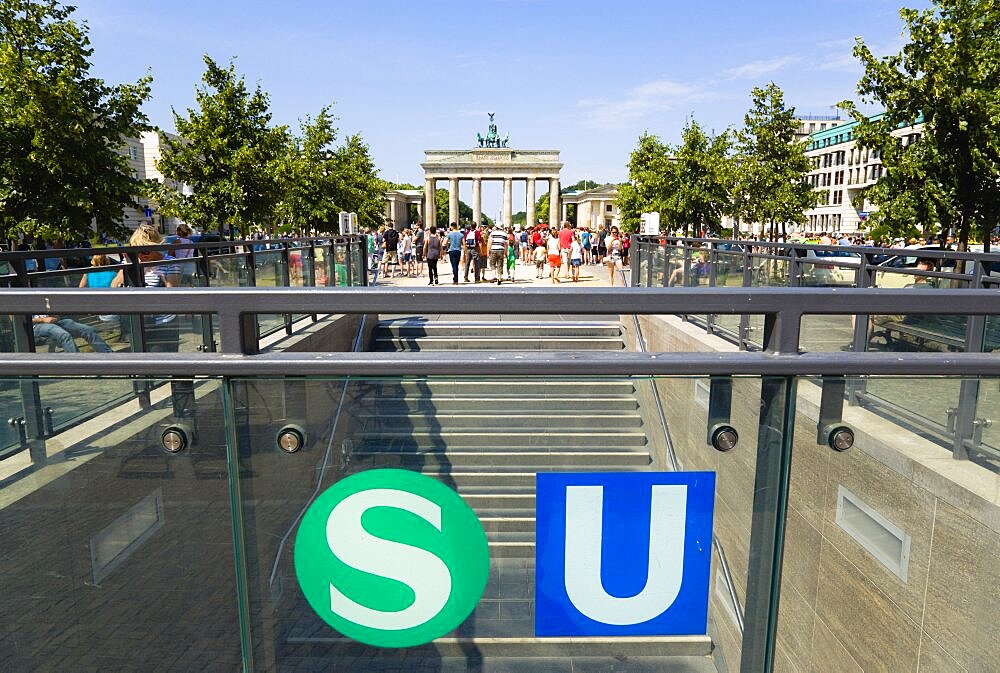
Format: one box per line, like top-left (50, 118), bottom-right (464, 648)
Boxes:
top-left (489, 249), bottom-right (505, 270)
top-left (520, 241), bottom-right (528, 249)
top-left (571, 259), bottom-right (582, 267)
top-left (548, 254), bottom-right (561, 267)
top-left (535, 261), bottom-right (545, 270)
top-left (383, 251), bottom-right (398, 264)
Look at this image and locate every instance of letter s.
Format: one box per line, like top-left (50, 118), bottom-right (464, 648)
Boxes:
top-left (325, 488), bottom-right (451, 631)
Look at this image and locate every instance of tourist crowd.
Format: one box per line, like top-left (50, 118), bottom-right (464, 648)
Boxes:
top-left (369, 220), bottom-right (632, 286)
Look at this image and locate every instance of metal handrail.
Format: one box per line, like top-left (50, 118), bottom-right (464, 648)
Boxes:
top-left (0, 287), bottom-right (998, 375)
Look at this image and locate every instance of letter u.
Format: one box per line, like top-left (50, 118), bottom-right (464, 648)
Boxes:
top-left (563, 485), bottom-right (687, 625)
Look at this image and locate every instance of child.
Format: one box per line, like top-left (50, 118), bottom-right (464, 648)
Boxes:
top-left (533, 245), bottom-right (546, 278)
top-left (506, 240), bottom-right (517, 281)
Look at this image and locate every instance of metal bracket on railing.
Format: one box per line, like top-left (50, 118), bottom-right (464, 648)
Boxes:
top-left (946, 407), bottom-right (959, 433)
top-left (707, 377), bottom-right (736, 450)
top-left (972, 418), bottom-right (993, 447)
top-left (7, 416), bottom-right (27, 451)
top-left (817, 377), bottom-right (854, 451)
top-left (42, 407), bottom-right (54, 437)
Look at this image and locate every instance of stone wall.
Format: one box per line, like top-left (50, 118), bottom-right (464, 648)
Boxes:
top-left (639, 314), bottom-right (1000, 673)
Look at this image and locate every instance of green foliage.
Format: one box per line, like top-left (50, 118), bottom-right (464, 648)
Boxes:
top-left (619, 123), bottom-right (731, 235)
top-left (844, 0), bottom-right (1000, 249)
top-left (275, 106), bottom-right (340, 234)
top-left (733, 83), bottom-right (817, 239)
top-left (562, 179), bottom-right (600, 192)
top-left (0, 0), bottom-right (152, 242)
top-left (535, 191), bottom-right (550, 225)
top-left (154, 55), bottom-right (288, 237)
top-left (666, 120), bottom-right (732, 236)
top-left (615, 182), bottom-right (643, 233)
top-left (330, 133), bottom-right (384, 230)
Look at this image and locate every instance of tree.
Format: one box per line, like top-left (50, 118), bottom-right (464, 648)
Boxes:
top-left (619, 133), bottom-right (676, 232)
top-left (155, 55), bottom-right (287, 238)
top-left (329, 133), bottom-right (384, 231)
top-left (843, 0), bottom-right (1000, 250)
top-left (275, 106), bottom-right (342, 235)
top-left (666, 119), bottom-right (732, 237)
top-left (733, 83), bottom-right (817, 240)
top-left (0, 0), bottom-right (152, 242)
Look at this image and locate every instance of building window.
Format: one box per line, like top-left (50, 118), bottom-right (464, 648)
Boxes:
top-left (809, 123), bottom-right (816, 132)
top-left (605, 204), bottom-right (613, 213)
top-left (605, 218), bottom-right (613, 228)
top-left (128, 146), bottom-right (138, 160)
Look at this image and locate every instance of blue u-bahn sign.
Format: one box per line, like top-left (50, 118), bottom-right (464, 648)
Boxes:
top-left (534, 472), bottom-right (715, 637)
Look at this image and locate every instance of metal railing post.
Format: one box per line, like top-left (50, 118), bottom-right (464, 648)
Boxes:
top-left (740, 248), bottom-right (752, 349)
top-left (740, 374), bottom-right (797, 673)
top-left (345, 241), bottom-right (354, 287)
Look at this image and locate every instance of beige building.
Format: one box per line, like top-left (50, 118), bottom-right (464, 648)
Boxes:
top-left (139, 130), bottom-right (192, 234)
top-left (803, 115), bottom-right (924, 234)
top-left (118, 136), bottom-right (149, 231)
top-left (561, 184), bottom-right (620, 229)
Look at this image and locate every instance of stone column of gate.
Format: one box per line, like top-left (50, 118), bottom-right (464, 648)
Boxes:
top-left (578, 201), bottom-right (592, 231)
top-left (424, 177), bottom-right (436, 229)
top-left (471, 178), bottom-right (482, 228)
top-left (503, 177), bottom-right (513, 228)
top-left (449, 178), bottom-right (460, 226)
top-left (561, 201), bottom-right (569, 223)
top-left (526, 178), bottom-right (536, 229)
top-left (549, 177), bottom-right (560, 227)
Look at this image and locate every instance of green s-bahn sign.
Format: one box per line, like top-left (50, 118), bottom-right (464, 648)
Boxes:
top-left (294, 469), bottom-right (490, 648)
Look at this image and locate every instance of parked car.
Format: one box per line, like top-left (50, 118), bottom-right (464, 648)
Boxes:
top-left (800, 249), bottom-right (861, 286)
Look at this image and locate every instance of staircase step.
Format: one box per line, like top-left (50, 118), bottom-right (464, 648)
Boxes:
top-left (375, 321), bottom-right (624, 338)
top-left (373, 336), bottom-right (625, 351)
top-left (461, 492), bottom-right (535, 509)
top-left (364, 396), bottom-right (639, 412)
top-left (356, 431), bottom-right (648, 449)
top-left (284, 636), bottom-right (714, 658)
top-left (359, 412), bottom-right (643, 430)
top-left (489, 540), bottom-right (535, 558)
top-left (354, 450), bottom-right (652, 468)
top-left (368, 380), bottom-right (636, 396)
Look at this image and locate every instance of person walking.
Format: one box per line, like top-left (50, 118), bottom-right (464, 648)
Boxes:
top-left (413, 224), bottom-right (425, 277)
top-left (506, 237), bottom-right (517, 281)
top-left (380, 226), bottom-right (400, 278)
top-left (462, 223), bottom-right (481, 283)
top-left (446, 223), bottom-right (464, 284)
top-left (546, 228), bottom-right (562, 284)
top-left (558, 221), bottom-right (574, 278)
top-left (595, 226), bottom-right (608, 264)
top-left (580, 228), bottom-right (592, 265)
top-left (398, 228), bottom-right (414, 277)
top-left (570, 232), bottom-right (583, 282)
top-left (423, 226), bottom-right (442, 285)
top-left (533, 243), bottom-right (546, 278)
top-left (605, 226), bottom-right (624, 286)
top-left (487, 223), bottom-right (508, 284)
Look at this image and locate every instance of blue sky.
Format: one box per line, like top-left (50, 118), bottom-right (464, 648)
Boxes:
top-left (78, 0), bottom-right (923, 216)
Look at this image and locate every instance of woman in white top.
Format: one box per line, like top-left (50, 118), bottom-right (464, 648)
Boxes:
top-left (605, 227), bottom-right (624, 286)
top-left (570, 234), bottom-right (583, 283)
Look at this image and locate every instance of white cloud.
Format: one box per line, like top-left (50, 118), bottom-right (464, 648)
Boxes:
top-left (724, 55), bottom-right (802, 80)
top-left (578, 78), bottom-right (707, 129)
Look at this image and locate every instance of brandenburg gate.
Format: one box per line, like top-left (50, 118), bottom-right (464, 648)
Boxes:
top-left (420, 114), bottom-right (563, 229)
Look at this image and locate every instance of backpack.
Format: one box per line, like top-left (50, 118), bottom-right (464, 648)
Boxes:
top-left (465, 230), bottom-right (478, 249)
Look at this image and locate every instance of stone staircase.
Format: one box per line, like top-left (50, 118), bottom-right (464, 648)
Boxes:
top-left (339, 318), bottom-right (717, 670)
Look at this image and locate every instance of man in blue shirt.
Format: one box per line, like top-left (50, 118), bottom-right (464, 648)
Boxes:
top-left (445, 222), bottom-right (465, 284)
